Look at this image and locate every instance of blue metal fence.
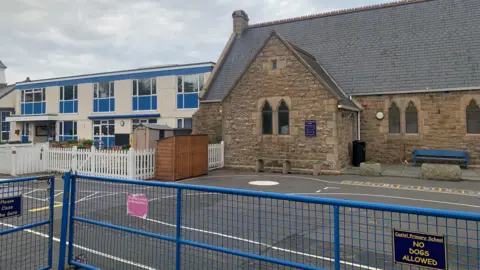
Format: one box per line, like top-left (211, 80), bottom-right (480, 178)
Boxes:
top-left (58, 173), bottom-right (480, 270)
top-left (0, 175), bottom-right (55, 270)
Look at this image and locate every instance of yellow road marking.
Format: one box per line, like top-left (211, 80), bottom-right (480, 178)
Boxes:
top-left (29, 204), bottom-right (63, 212)
top-left (340, 180), bottom-right (480, 197)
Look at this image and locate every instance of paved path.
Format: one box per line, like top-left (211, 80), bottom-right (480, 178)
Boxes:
top-left (2, 171), bottom-right (480, 269)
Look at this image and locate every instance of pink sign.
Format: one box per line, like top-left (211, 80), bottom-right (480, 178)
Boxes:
top-left (127, 194), bottom-right (148, 218)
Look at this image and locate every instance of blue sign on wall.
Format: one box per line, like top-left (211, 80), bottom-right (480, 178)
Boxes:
top-left (393, 229), bottom-right (447, 270)
top-left (304, 120), bottom-right (316, 137)
top-left (0, 196), bottom-right (22, 219)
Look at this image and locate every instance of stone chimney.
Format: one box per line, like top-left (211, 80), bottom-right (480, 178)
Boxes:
top-left (232, 10), bottom-right (249, 35)
top-left (0, 60), bottom-right (6, 87)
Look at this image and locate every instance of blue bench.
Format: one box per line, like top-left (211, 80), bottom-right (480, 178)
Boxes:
top-left (413, 149), bottom-right (470, 168)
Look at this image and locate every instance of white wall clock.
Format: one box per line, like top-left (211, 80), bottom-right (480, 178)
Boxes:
top-left (376, 112), bottom-right (384, 120)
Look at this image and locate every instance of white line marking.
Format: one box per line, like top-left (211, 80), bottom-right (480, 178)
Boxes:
top-left (24, 189), bottom-right (39, 195)
top-left (324, 187), bottom-right (339, 190)
top-left (24, 195), bottom-right (48, 202)
top-left (76, 192), bottom-right (124, 203)
top-left (77, 192), bottom-right (99, 203)
top-left (54, 192), bottom-right (63, 197)
top-left (148, 192), bottom-right (219, 202)
top-left (291, 193), bottom-right (480, 209)
top-left (142, 216), bottom-right (378, 270)
top-left (144, 192), bottom-right (379, 270)
top-left (0, 222), bottom-right (155, 270)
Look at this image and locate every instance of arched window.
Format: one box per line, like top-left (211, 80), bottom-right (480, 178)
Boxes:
top-left (261, 101), bottom-right (273, 135)
top-left (389, 102), bottom-right (400, 133)
top-left (278, 100), bottom-right (290, 135)
top-left (466, 100), bottom-right (480, 134)
top-left (405, 102), bottom-right (418, 134)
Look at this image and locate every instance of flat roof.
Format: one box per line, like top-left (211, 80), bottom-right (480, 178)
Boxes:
top-left (16, 62), bottom-right (215, 90)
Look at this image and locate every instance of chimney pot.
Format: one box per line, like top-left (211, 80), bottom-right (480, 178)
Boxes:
top-left (232, 10), bottom-right (249, 35)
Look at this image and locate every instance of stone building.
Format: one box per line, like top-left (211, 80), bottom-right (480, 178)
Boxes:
top-left (194, 0), bottom-right (480, 171)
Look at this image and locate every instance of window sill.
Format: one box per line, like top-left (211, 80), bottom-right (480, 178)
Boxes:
top-left (132, 110), bottom-right (158, 112)
top-left (176, 108), bottom-right (199, 111)
top-left (405, 133), bottom-right (420, 135)
top-left (466, 133), bottom-right (480, 136)
top-left (91, 111), bottom-right (116, 114)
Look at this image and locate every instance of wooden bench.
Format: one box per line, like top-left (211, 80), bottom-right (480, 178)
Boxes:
top-left (413, 149), bottom-right (470, 169)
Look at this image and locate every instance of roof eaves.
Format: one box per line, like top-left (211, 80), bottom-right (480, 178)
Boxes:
top-left (248, 0), bottom-right (425, 29)
top-left (0, 85), bottom-right (16, 99)
top-left (220, 31), bottom-right (278, 103)
top-left (349, 86), bottom-right (480, 96)
top-left (200, 33), bottom-right (237, 100)
top-left (279, 37), bottom-right (345, 100)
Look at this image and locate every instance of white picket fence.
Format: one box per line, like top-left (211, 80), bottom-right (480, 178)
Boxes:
top-left (209, 141), bottom-right (224, 170)
top-left (0, 141), bottom-right (225, 178)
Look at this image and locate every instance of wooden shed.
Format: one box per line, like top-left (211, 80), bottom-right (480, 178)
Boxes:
top-left (133, 123), bottom-right (192, 150)
top-left (155, 135), bottom-right (208, 181)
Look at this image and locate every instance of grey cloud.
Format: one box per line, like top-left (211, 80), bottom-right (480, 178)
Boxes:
top-left (1, 0), bottom-right (386, 84)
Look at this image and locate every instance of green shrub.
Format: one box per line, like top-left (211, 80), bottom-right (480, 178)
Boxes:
top-left (67, 139), bottom-right (78, 144)
top-left (122, 144), bottom-right (130, 150)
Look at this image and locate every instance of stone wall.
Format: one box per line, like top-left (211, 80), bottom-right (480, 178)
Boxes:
top-left (356, 91), bottom-right (480, 164)
top-left (337, 110), bottom-right (357, 168)
top-left (222, 35), bottom-right (343, 170)
top-left (192, 102), bottom-right (223, 143)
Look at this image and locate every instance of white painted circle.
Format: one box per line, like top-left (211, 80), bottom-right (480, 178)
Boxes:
top-left (248, 181), bottom-right (279, 186)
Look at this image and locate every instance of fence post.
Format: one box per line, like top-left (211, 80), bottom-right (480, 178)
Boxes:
top-left (220, 141), bottom-right (225, 168)
top-left (175, 188), bottom-right (182, 270)
top-left (71, 146), bottom-right (78, 173)
top-left (128, 147), bottom-right (135, 179)
top-left (334, 205), bottom-right (340, 270)
top-left (11, 147), bottom-right (16, 176)
top-left (67, 173), bottom-right (77, 263)
top-left (58, 171), bottom-right (72, 269)
top-left (90, 145), bottom-right (96, 175)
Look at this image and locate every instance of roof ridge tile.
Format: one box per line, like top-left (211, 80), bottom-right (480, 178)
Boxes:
top-left (248, 0), bottom-right (425, 29)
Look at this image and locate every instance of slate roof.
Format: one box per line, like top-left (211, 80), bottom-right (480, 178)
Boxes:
top-left (0, 85), bottom-right (15, 100)
top-left (204, 0), bottom-right (480, 101)
top-left (0, 60), bottom-right (6, 69)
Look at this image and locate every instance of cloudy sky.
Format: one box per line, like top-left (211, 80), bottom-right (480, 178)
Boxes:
top-left (1, 0), bottom-right (386, 84)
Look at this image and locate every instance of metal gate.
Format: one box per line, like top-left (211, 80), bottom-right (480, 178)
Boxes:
top-left (58, 173), bottom-right (480, 270)
top-left (0, 175), bottom-right (55, 270)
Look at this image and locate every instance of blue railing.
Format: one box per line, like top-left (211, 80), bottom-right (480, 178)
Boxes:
top-left (59, 173), bottom-right (480, 269)
top-left (0, 175), bottom-right (55, 270)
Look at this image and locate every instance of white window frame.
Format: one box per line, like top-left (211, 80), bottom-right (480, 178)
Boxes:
top-left (177, 117), bottom-right (192, 128)
top-left (60, 85), bottom-right (78, 114)
top-left (93, 81), bottom-right (115, 112)
top-left (21, 88), bottom-right (45, 115)
top-left (132, 118), bottom-right (157, 130)
top-left (132, 78), bottom-right (156, 111)
top-left (93, 120), bottom-right (115, 145)
top-left (177, 74), bottom-right (204, 110)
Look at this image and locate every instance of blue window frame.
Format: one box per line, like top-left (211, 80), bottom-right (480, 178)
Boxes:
top-left (93, 120), bottom-right (115, 148)
top-left (177, 74), bottom-right (203, 109)
top-left (21, 122), bottom-right (30, 143)
top-left (1, 111), bottom-right (11, 141)
top-left (60, 85), bottom-right (78, 114)
top-left (132, 78), bottom-right (157, 111)
top-left (93, 81), bottom-right (115, 112)
top-left (59, 121), bottom-right (78, 141)
top-left (21, 88), bottom-right (46, 115)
